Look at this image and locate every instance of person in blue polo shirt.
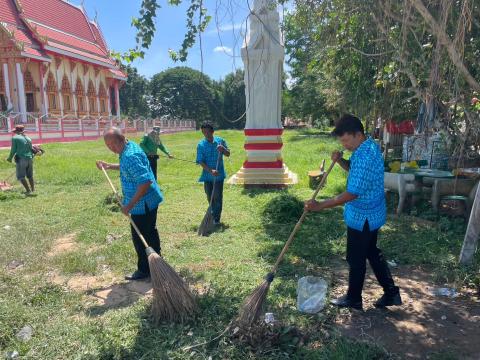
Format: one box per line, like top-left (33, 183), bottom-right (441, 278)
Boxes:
top-left (196, 122), bottom-right (230, 225)
top-left (96, 127), bottom-right (163, 281)
top-left (305, 114), bottom-right (401, 310)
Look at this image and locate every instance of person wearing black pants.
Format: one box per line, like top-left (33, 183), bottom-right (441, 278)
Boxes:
top-left (346, 221), bottom-right (398, 306)
top-left (130, 205), bottom-right (161, 276)
top-left (196, 122), bottom-right (230, 225)
top-left (204, 181), bottom-right (224, 224)
top-left (147, 155), bottom-right (159, 180)
top-left (97, 127), bottom-right (164, 281)
top-left (305, 114), bottom-right (401, 310)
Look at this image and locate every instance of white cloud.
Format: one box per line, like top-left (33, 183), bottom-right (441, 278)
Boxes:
top-left (206, 22), bottom-right (246, 35)
top-left (218, 23), bottom-right (244, 32)
top-left (213, 46), bottom-right (233, 55)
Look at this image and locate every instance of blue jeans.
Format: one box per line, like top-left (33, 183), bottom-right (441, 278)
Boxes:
top-left (204, 180), bottom-right (224, 223)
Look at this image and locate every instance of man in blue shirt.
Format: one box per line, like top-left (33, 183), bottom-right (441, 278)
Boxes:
top-left (96, 127), bottom-right (163, 281)
top-left (196, 122), bottom-right (230, 225)
top-left (305, 114), bottom-right (401, 310)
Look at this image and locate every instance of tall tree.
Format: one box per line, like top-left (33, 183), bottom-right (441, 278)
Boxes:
top-left (119, 65), bottom-right (151, 117)
top-left (149, 67), bottom-right (221, 126)
top-left (218, 69), bottom-right (246, 129)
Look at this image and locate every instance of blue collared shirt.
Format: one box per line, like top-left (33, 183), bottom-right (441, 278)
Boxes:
top-left (119, 141), bottom-right (163, 215)
top-left (196, 136), bottom-right (228, 182)
top-left (344, 137), bottom-right (386, 231)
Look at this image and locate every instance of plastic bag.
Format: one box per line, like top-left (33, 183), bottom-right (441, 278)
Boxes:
top-left (297, 276), bottom-right (328, 314)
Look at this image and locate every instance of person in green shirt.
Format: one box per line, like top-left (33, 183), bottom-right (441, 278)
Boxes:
top-left (6, 125), bottom-right (35, 194)
top-left (139, 126), bottom-right (173, 180)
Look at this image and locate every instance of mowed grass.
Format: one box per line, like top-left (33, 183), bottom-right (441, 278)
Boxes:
top-left (0, 129), bottom-right (478, 359)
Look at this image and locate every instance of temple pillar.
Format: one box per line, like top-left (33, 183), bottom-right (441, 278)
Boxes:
top-left (114, 82), bottom-right (120, 118)
top-left (15, 63), bottom-right (27, 122)
top-left (39, 62), bottom-right (48, 116)
top-left (3, 63), bottom-right (12, 110)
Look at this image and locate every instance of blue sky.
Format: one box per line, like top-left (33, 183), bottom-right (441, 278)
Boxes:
top-left (75, 0), bottom-right (290, 80)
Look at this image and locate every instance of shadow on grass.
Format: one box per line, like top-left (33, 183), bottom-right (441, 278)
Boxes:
top-left (0, 190), bottom-right (28, 202)
top-left (91, 284), bottom-right (393, 359)
top-left (85, 268), bottom-right (207, 317)
top-left (257, 193), bottom-right (345, 286)
top-left (288, 129), bottom-right (332, 143)
top-left (241, 186), bottom-right (290, 198)
top-left (333, 266), bottom-right (480, 359)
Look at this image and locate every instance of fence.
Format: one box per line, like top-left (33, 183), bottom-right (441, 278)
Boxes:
top-left (0, 114), bottom-right (196, 147)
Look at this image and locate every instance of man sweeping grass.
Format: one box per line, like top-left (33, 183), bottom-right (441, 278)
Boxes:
top-left (96, 127), bottom-right (163, 281)
top-left (196, 122), bottom-right (230, 226)
top-left (304, 114), bottom-right (402, 310)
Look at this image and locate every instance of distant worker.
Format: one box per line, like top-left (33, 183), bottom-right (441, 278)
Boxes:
top-left (140, 126), bottom-right (173, 180)
top-left (196, 122), bottom-right (230, 225)
top-left (6, 125), bottom-right (36, 195)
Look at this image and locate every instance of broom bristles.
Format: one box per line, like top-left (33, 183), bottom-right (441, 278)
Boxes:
top-left (147, 252), bottom-right (197, 323)
top-left (236, 280), bottom-right (271, 328)
top-left (198, 210), bottom-right (214, 236)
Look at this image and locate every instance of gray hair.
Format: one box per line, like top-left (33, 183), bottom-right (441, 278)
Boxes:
top-left (103, 127), bottom-right (125, 142)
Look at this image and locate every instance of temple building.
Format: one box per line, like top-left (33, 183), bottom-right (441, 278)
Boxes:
top-left (0, 0), bottom-right (126, 137)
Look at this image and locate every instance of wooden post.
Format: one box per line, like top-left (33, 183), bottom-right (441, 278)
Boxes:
top-left (459, 182), bottom-right (480, 265)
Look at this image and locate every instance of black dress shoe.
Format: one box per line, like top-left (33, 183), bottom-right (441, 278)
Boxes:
top-left (125, 270), bottom-right (149, 281)
top-left (330, 295), bottom-right (363, 310)
top-left (374, 291), bottom-right (402, 308)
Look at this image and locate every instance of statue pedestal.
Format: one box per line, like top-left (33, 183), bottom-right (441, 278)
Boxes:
top-left (228, 129), bottom-right (297, 187)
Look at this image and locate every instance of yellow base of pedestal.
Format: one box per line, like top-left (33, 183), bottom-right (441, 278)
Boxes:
top-left (227, 166), bottom-right (298, 186)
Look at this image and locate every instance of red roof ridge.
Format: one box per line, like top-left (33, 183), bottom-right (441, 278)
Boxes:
top-left (78, 3), bottom-right (97, 43)
top-left (12, 0), bottom-right (24, 14)
top-left (26, 19), bottom-right (101, 48)
top-left (59, 0), bottom-right (84, 13)
top-left (90, 20), bottom-right (109, 52)
top-left (22, 19), bottom-right (48, 45)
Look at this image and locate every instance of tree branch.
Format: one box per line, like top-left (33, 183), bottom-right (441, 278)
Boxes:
top-left (409, 0), bottom-right (480, 92)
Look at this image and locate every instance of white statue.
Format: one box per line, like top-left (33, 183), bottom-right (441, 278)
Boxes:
top-left (242, 0), bottom-right (283, 129)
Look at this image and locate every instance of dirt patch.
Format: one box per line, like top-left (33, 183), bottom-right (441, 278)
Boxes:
top-left (332, 265), bottom-right (480, 359)
top-left (91, 280), bottom-right (153, 308)
top-left (186, 259), bottom-right (225, 272)
top-left (47, 233), bottom-right (77, 257)
top-left (47, 270), bottom-right (116, 291)
top-left (45, 268), bottom-right (155, 313)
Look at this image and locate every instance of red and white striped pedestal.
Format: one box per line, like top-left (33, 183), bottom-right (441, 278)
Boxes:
top-left (228, 128), bottom-right (297, 187)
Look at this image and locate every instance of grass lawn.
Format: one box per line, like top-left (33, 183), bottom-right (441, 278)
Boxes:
top-left (0, 129), bottom-right (478, 359)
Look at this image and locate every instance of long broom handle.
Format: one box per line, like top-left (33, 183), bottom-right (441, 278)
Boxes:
top-left (271, 160), bottom-right (337, 273)
top-left (100, 166), bottom-right (150, 250)
top-left (207, 153), bottom-right (222, 209)
top-left (158, 154), bottom-right (197, 164)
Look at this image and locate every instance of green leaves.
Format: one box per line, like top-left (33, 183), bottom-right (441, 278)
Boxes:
top-left (169, 0), bottom-right (211, 62)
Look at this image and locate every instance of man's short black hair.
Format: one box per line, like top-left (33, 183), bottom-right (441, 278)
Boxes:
top-left (200, 122), bottom-right (214, 132)
top-left (331, 114), bottom-right (364, 137)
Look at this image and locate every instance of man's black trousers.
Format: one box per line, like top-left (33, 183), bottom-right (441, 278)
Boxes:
top-left (346, 221), bottom-right (398, 301)
top-left (130, 205), bottom-right (161, 275)
top-left (147, 155), bottom-right (158, 180)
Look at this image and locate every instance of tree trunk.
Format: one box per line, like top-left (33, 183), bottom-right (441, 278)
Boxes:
top-left (409, 0), bottom-right (480, 92)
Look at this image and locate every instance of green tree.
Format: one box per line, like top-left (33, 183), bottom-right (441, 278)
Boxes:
top-left (149, 67), bottom-right (221, 126)
top-left (119, 65), bottom-right (150, 117)
top-left (218, 69), bottom-right (246, 129)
